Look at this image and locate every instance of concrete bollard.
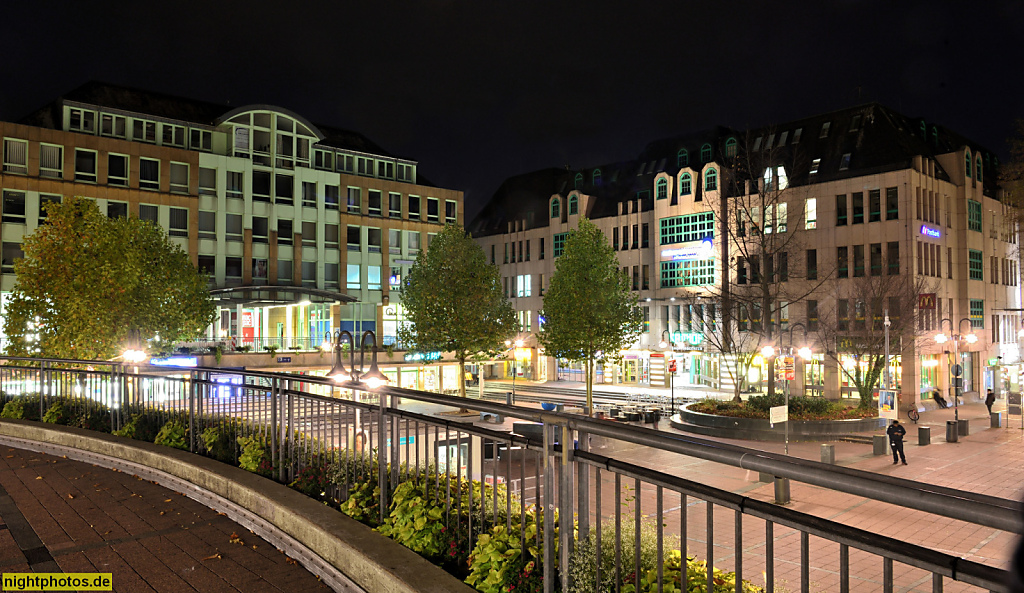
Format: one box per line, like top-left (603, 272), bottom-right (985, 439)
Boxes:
top-left (957, 418), bottom-right (969, 436)
top-left (918, 426), bottom-right (930, 446)
top-left (991, 412), bottom-right (1003, 428)
top-left (773, 477), bottom-right (790, 505)
top-left (820, 443), bottom-right (835, 465)
top-left (873, 434), bottom-right (888, 456)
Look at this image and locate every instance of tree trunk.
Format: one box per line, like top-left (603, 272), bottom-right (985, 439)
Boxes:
top-left (457, 354), bottom-right (469, 413)
top-left (585, 355), bottom-right (593, 416)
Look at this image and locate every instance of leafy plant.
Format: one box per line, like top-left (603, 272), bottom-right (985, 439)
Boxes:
top-left (154, 419), bottom-right (188, 450)
top-left (289, 457), bottom-right (333, 502)
top-left (213, 345), bottom-right (224, 365)
top-left (340, 480), bottom-right (381, 526)
top-left (237, 434), bottom-right (273, 476)
top-left (113, 411), bottom-right (166, 442)
top-left (43, 401), bottom-right (74, 425)
top-left (74, 404), bottom-right (111, 433)
top-left (267, 345), bottom-right (279, 357)
top-left (0, 395), bottom-right (42, 421)
top-left (200, 422), bottom-right (239, 464)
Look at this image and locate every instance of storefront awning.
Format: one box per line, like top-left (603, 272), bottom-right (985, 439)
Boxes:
top-left (209, 286), bottom-right (357, 307)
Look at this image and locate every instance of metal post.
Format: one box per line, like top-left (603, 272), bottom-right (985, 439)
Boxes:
top-left (784, 369), bottom-right (789, 456)
top-left (883, 310), bottom-right (890, 391)
top-left (379, 391), bottom-right (388, 519)
top-left (542, 422), bottom-right (555, 593)
top-left (670, 371), bottom-right (675, 414)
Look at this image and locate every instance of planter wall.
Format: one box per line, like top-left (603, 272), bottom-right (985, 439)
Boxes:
top-left (671, 403), bottom-right (886, 442)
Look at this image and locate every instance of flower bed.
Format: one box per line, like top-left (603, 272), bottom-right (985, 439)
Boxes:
top-left (2, 394), bottom-right (765, 592)
top-left (690, 394), bottom-right (876, 421)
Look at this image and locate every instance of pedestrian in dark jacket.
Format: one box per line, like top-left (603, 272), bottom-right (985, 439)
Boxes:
top-left (986, 389), bottom-right (996, 414)
top-left (887, 419), bottom-right (907, 465)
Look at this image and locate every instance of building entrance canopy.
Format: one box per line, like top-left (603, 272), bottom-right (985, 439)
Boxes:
top-left (209, 286), bottom-right (357, 307)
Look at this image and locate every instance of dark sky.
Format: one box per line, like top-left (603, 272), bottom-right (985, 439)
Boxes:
top-left (2, 1), bottom-right (1023, 221)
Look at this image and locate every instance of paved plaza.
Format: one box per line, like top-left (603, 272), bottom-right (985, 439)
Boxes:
top-left (0, 447), bottom-right (331, 593)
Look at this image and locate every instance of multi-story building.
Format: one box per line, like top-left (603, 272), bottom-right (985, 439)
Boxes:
top-left (0, 81), bottom-right (462, 357)
top-left (470, 104), bottom-right (1022, 406)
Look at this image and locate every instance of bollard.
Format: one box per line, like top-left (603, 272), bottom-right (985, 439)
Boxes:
top-left (918, 425), bottom-right (931, 446)
top-left (946, 420), bottom-right (958, 442)
top-left (820, 443), bottom-right (835, 464)
top-left (990, 412), bottom-right (1003, 428)
top-left (872, 434), bottom-right (888, 456)
top-left (773, 477), bottom-right (790, 505)
top-left (957, 418), bottom-right (969, 436)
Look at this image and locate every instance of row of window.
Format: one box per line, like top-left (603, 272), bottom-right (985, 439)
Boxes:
top-left (836, 188), bottom-right (899, 225)
top-left (613, 223), bottom-right (650, 250)
top-left (504, 274), bottom-right (543, 299)
top-left (837, 243), bottom-right (900, 278)
top-left (3, 139), bottom-right (186, 193)
top-left (736, 252), bottom-right (791, 284)
top-left (66, 106), bottom-right (213, 151)
top-left (340, 187), bottom-right (454, 223)
top-left (346, 226), bottom-right (430, 253)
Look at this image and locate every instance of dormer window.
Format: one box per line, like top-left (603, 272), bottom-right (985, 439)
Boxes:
top-left (819, 122), bottom-right (831, 138)
top-left (551, 197), bottom-right (560, 219)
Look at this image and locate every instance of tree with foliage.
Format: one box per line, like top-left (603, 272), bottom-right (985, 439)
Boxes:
top-left (814, 269), bottom-right (930, 409)
top-left (4, 196), bottom-right (216, 360)
top-left (398, 224), bottom-right (518, 399)
top-left (539, 218), bottom-right (643, 414)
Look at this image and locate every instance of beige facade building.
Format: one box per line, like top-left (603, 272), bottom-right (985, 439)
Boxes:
top-left (470, 104), bottom-right (1021, 406)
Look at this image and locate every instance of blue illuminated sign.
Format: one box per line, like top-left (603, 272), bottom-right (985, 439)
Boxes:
top-left (670, 332), bottom-right (704, 346)
top-left (920, 225), bottom-right (941, 238)
top-left (150, 356), bottom-right (198, 368)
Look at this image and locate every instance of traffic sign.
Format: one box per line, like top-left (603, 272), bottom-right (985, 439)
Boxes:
top-left (668, 360), bottom-right (677, 373)
top-left (951, 363), bottom-right (962, 377)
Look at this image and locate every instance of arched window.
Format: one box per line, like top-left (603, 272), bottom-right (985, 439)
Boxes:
top-left (920, 121), bottom-right (927, 137)
top-left (551, 198), bottom-right (560, 218)
top-left (725, 137), bottom-right (737, 159)
top-left (977, 156), bottom-right (983, 183)
top-left (574, 172), bottom-right (583, 189)
top-left (679, 173), bottom-right (692, 195)
top-left (677, 149), bottom-right (689, 168)
top-left (931, 126), bottom-right (938, 144)
top-left (701, 143), bottom-right (712, 162)
top-left (656, 178), bottom-right (668, 200)
top-left (965, 150), bottom-right (972, 178)
top-left (592, 169), bottom-right (602, 185)
top-left (705, 168), bottom-right (717, 191)
top-left (568, 194), bottom-right (578, 215)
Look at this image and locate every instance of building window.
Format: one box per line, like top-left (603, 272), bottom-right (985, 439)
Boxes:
top-left (725, 138), bottom-right (737, 158)
top-left (390, 193), bottom-right (402, 218)
top-left (389, 228), bottom-right (401, 254)
top-left (807, 300), bottom-right (818, 331)
top-left (2, 139), bottom-right (27, 174)
top-left (2, 191), bottom-right (26, 224)
top-left (568, 195), bottom-right (578, 215)
top-left (303, 261), bottom-right (318, 286)
top-left (869, 243), bottom-right (882, 276)
top-left (69, 108), bottom-right (96, 133)
top-left (677, 149), bottom-right (689, 167)
top-left (367, 228), bottom-right (382, 253)
top-left (190, 128), bottom-right (212, 151)
top-left (325, 185), bottom-right (339, 210)
top-left (140, 204), bottom-right (158, 224)
top-left (446, 200), bottom-right (457, 223)
top-left (133, 120), bottom-right (156, 143)
top-left (967, 200), bottom-right (982, 232)
top-left (659, 212), bottom-right (714, 245)
top-left (368, 190), bottom-right (382, 216)
top-left (169, 162), bottom-right (189, 194)
top-left (161, 124), bottom-right (185, 147)
top-left (304, 221), bottom-right (318, 248)
top-left (977, 156), bottom-right (984, 183)
top-left (656, 178), bottom-right (668, 199)
top-left (551, 197), bottom-right (560, 219)
top-left (100, 113), bottom-right (127, 138)
top-left (325, 224), bottom-right (339, 248)
top-left (516, 274), bottom-right (532, 297)
top-left (1, 242), bottom-right (24, 274)
top-left (377, 161), bottom-right (395, 179)
top-left (885, 187), bottom-right (899, 220)
top-left (806, 249), bottom-right (817, 280)
top-left (427, 198), bottom-right (439, 223)
top-left (367, 265), bottom-right (381, 290)
top-left (74, 149), bottom-right (97, 183)
top-left (679, 173), bottom-right (692, 196)
top-left (407, 230), bottom-right (421, 251)
top-left (347, 225), bottom-right (361, 250)
top-left (408, 195), bottom-right (421, 220)
top-left (642, 223), bottom-right (649, 248)
top-left (168, 207), bottom-right (188, 238)
top-left (38, 194), bottom-right (61, 219)
top-left (314, 149), bottom-right (334, 171)
top-left (851, 192), bottom-right (863, 224)
top-left (592, 169), bottom-right (602, 185)
top-left (853, 245), bottom-right (864, 277)
top-left (887, 241), bottom-right (899, 275)
top-left (837, 246), bottom-right (848, 278)
top-left (278, 219), bottom-right (293, 246)
top-left (347, 187), bottom-right (362, 214)
top-left (397, 162), bottom-right (414, 182)
top-left (704, 168), bottom-right (717, 191)
top-left (346, 264), bottom-right (361, 289)
top-left (804, 198), bottom-right (816, 229)
top-left (836, 194), bottom-right (847, 225)
top-left (553, 233), bottom-right (568, 257)
top-left (969, 249), bottom-right (983, 281)
top-left (139, 158), bottom-right (160, 191)
top-left (274, 173), bottom-right (293, 204)
top-left (839, 153), bottom-right (851, 171)
top-left (198, 211), bottom-right (216, 240)
top-left (223, 257), bottom-right (242, 280)
top-left (539, 237), bottom-right (545, 260)
top-left (574, 172), bottom-right (583, 189)
top-left (252, 217), bottom-right (269, 244)
top-left (819, 122), bottom-right (831, 138)
top-left (107, 201), bottom-right (127, 219)
top-left (277, 260), bottom-right (293, 282)
top-left (970, 299), bottom-right (984, 329)
top-left (226, 171), bottom-right (243, 199)
top-left (965, 150), bottom-right (972, 178)
top-left (660, 260), bottom-right (715, 287)
top-left (700, 144), bottom-right (712, 162)
top-left (101, 153), bottom-right (127, 187)
top-left (302, 181), bottom-right (317, 207)
top-left (868, 189), bottom-right (881, 222)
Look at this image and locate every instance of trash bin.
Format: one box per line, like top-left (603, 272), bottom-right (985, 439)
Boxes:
top-left (873, 434), bottom-right (888, 455)
top-left (946, 420), bottom-right (958, 442)
top-left (957, 418), bottom-right (969, 436)
top-left (918, 426), bottom-right (930, 446)
top-left (774, 477), bottom-right (790, 505)
top-left (991, 412), bottom-right (1003, 428)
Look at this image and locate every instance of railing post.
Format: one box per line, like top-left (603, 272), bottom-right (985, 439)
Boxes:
top-left (576, 428), bottom-right (589, 543)
top-left (270, 377), bottom-right (278, 481)
top-left (188, 370), bottom-right (197, 453)
top-left (559, 423), bottom-right (572, 593)
top-left (286, 380), bottom-right (295, 482)
top-left (378, 391), bottom-right (389, 519)
top-left (39, 360), bottom-right (47, 420)
top-left (542, 420), bottom-right (555, 593)
top-left (389, 393), bottom-right (399, 497)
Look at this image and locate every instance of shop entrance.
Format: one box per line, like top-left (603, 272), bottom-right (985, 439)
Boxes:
top-left (621, 359), bottom-right (638, 383)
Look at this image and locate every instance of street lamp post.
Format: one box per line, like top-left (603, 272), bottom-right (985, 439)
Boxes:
top-left (883, 310), bottom-right (891, 392)
top-left (765, 323), bottom-right (813, 456)
top-left (659, 330), bottom-right (676, 414)
top-left (935, 318), bottom-right (977, 426)
top-left (505, 338), bottom-right (524, 400)
top-left (324, 329), bottom-right (390, 390)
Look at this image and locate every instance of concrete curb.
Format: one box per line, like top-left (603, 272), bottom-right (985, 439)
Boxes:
top-left (0, 419), bottom-right (474, 593)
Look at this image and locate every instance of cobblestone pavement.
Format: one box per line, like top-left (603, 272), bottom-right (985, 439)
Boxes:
top-left (0, 447), bottom-right (332, 593)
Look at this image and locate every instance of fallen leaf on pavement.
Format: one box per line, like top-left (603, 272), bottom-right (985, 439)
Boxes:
top-left (202, 553), bottom-right (222, 561)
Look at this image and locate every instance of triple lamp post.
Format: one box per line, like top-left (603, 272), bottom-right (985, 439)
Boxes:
top-left (934, 318), bottom-right (977, 425)
top-left (760, 323), bottom-right (812, 456)
top-left (505, 338), bottom-right (524, 399)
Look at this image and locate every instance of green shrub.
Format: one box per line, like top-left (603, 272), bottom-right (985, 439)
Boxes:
top-left (465, 522), bottom-right (538, 593)
top-left (200, 422), bottom-right (239, 464)
top-left (288, 457), bottom-right (333, 502)
top-left (340, 480), bottom-right (381, 526)
top-left (237, 435), bottom-right (275, 477)
top-left (42, 401), bottom-right (74, 425)
top-left (376, 479), bottom-right (448, 559)
top-left (0, 395), bottom-right (42, 421)
top-left (154, 420), bottom-right (188, 450)
top-left (74, 404), bottom-right (111, 433)
top-left (113, 412), bottom-right (166, 442)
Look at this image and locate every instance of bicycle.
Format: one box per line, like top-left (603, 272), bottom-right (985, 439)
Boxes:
top-left (907, 406), bottom-right (920, 423)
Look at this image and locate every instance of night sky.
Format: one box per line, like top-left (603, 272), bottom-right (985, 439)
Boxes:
top-left (2, 1), bottom-right (1023, 221)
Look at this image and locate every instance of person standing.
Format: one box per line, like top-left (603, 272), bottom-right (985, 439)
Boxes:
top-left (887, 419), bottom-right (907, 465)
top-left (986, 389), bottom-right (996, 415)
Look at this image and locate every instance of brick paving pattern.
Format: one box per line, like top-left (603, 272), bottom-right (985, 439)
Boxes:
top-left (0, 447), bottom-right (332, 593)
